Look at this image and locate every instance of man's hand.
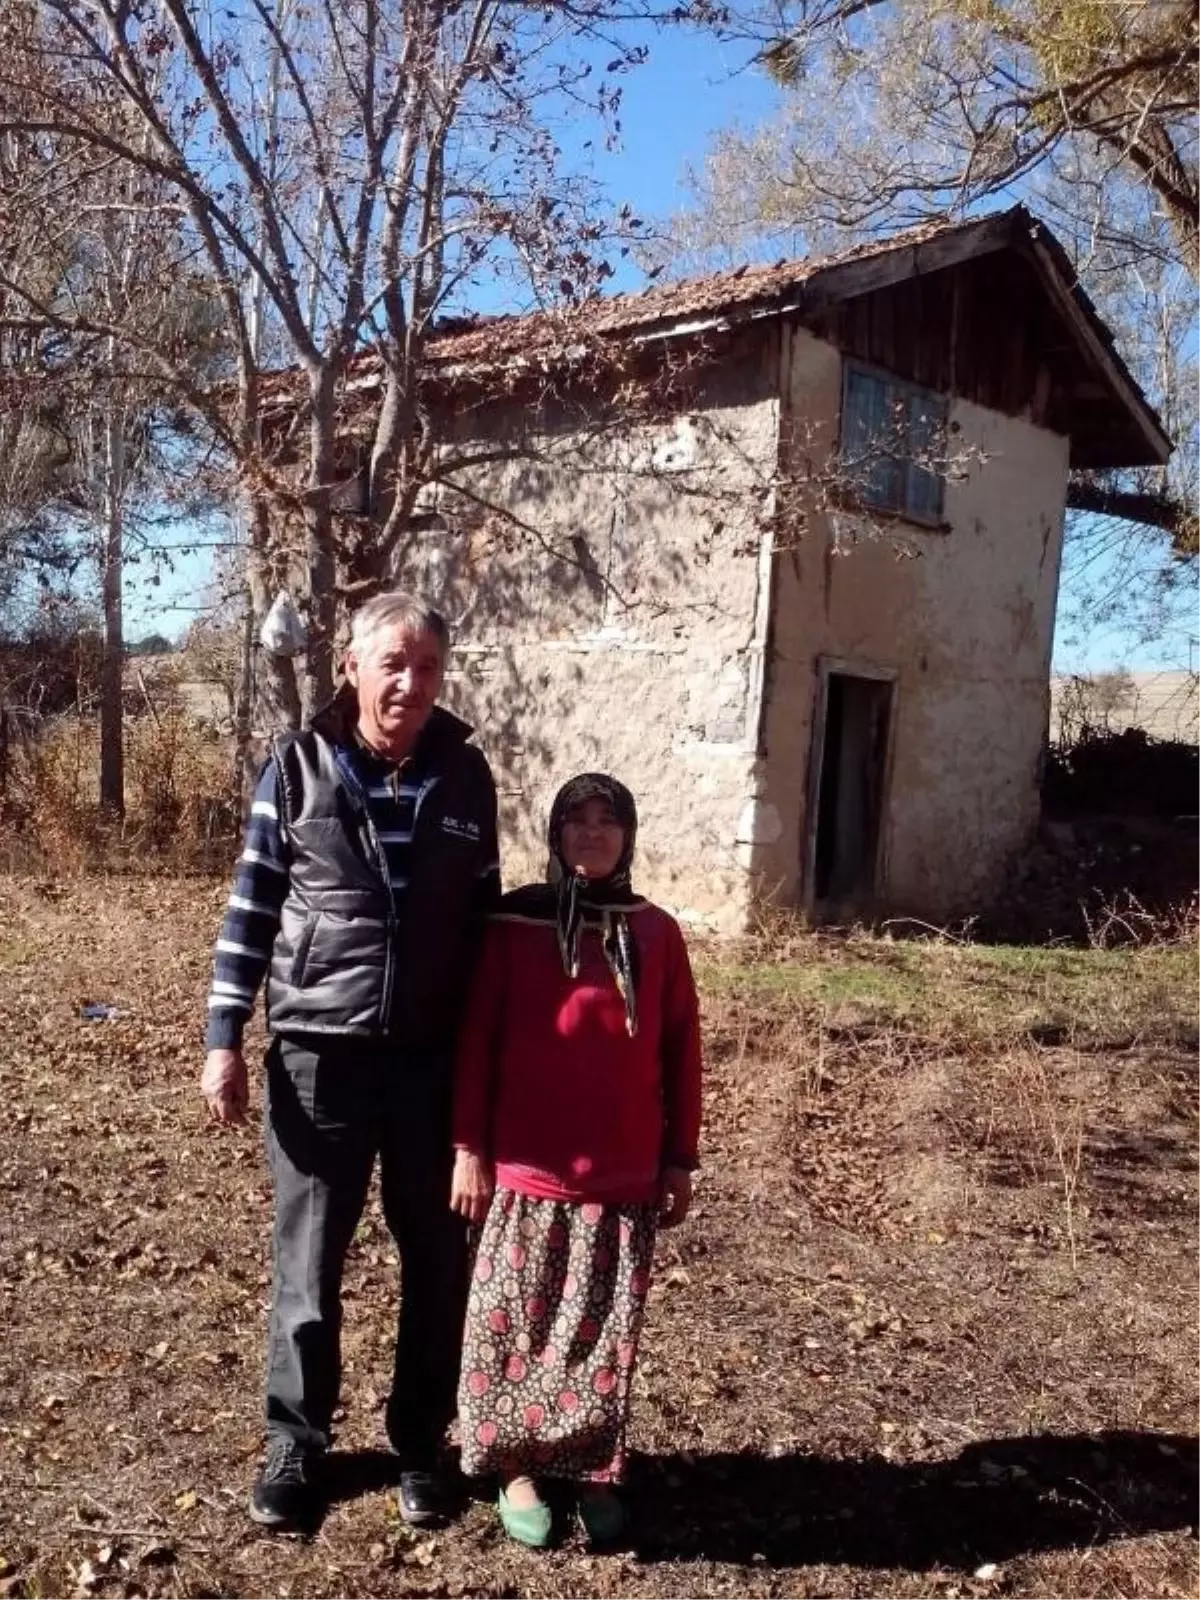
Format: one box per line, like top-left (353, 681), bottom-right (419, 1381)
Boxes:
top-left (450, 1148), bottom-right (494, 1224)
top-left (658, 1166), bottom-right (693, 1228)
top-left (202, 1048), bottom-right (249, 1127)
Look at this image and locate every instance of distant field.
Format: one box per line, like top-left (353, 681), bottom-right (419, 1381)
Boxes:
top-left (0, 878), bottom-right (1195, 1599)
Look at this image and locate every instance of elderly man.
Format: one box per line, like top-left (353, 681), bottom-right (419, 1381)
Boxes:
top-left (201, 593), bottom-right (500, 1533)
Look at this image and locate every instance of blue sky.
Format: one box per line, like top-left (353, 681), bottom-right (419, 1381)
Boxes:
top-left (127, 26), bottom-right (783, 641)
top-left (127, 25), bottom-right (1196, 673)
top-left (568, 27), bottom-right (782, 287)
top-left (1053, 550), bottom-right (1198, 674)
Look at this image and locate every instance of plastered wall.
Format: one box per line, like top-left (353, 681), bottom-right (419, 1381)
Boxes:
top-left (753, 324), bottom-right (1068, 921)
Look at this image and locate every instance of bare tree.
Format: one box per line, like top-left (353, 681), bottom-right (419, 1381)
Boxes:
top-left (673, 0), bottom-right (1197, 586)
top-left (0, 0), bottom-right (658, 729)
top-left (0, 76), bottom-right (222, 813)
top-left (76, 192), bottom-right (183, 814)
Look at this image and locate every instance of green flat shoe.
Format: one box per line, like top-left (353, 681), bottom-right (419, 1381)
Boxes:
top-left (498, 1484), bottom-right (553, 1549)
top-left (577, 1484), bottom-right (627, 1546)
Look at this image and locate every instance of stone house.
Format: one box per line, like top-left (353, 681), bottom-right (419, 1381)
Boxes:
top-left (342, 206), bottom-right (1171, 930)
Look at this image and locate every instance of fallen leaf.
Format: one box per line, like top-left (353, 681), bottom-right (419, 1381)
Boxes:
top-left (138, 1544), bottom-right (176, 1568)
top-left (174, 1489), bottom-right (197, 1511)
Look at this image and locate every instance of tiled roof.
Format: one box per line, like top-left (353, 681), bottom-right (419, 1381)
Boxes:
top-left (257, 205), bottom-right (1168, 466)
top-left (421, 214), bottom-right (974, 369)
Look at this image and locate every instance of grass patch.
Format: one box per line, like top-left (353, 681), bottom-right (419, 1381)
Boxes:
top-left (695, 934), bottom-right (1198, 1049)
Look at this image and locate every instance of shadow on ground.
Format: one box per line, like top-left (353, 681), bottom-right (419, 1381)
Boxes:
top-left (322, 1449), bottom-right (404, 1506)
top-left (627, 1430), bottom-right (1198, 1570)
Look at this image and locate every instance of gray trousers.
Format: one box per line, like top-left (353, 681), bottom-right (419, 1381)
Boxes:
top-left (263, 1034), bottom-right (468, 1463)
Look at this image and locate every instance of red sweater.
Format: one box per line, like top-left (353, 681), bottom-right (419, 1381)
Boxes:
top-left (452, 903), bottom-right (702, 1204)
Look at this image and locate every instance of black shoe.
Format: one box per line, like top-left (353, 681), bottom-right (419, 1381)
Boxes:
top-left (397, 1468), bottom-right (456, 1528)
top-left (249, 1438), bottom-right (322, 1531)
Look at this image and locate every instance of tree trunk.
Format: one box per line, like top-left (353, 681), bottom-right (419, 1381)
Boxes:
top-left (231, 579), bottom-right (256, 817)
top-left (304, 369), bottom-right (339, 716)
top-left (305, 500), bottom-right (338, 714)
top-left (99, 400), bottom-right (125, 818)
top-left (245, 495), bottom-right (302, 734)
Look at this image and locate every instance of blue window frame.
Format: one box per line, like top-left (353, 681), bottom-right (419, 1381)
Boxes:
top-left (841, 364), bottom-right (947, 522)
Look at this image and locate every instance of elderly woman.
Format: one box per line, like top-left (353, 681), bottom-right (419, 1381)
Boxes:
top-left (449, 773), bottom-right (702, 1548)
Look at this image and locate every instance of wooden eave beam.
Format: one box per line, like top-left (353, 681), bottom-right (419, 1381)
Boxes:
top-left (1020, 229), bottom-right (1172, 470)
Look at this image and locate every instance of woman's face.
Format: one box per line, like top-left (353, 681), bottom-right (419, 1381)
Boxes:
top-left (560, 796), bottom-right (626, 880)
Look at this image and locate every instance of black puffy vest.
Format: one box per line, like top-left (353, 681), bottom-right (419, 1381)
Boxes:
top-left (265, 706), bottom-right (497, 1051)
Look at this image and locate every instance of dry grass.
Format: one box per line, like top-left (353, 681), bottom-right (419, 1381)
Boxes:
top-left (0, 878), bottom-right (1196, 1599)
top-left (0, 717), bottom-right (237, 873)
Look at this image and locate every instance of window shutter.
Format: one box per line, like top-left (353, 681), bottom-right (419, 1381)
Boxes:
top-left (842, 363), bottom-right (946, 521)
top-left (905, 391), bottom-right (946, 519)
top-left (844, 367), bottom-right (901, 509)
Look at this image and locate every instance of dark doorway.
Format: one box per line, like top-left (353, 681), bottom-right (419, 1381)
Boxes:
top-left (812, 671), bottom-right (893, 907)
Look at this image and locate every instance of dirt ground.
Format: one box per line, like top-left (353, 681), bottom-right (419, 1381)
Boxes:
top-left (0, 877), bottom-right (1196, 1600)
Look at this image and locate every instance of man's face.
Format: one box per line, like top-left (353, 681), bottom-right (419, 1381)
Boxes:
top-left (346, 623), bottom-right (445, 757)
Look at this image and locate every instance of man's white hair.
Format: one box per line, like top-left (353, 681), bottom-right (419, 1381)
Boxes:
top-left (348, 592), bottom-right (450, 660)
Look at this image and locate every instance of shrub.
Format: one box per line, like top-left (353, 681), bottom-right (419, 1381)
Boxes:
top-left (0, 710), bottom-right (238, 870)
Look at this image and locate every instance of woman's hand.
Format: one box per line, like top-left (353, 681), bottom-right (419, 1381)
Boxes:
top-left (657, 1166), bottom-right (693, 1228)
top-left (450, 1148), bottom-right (494, 1224)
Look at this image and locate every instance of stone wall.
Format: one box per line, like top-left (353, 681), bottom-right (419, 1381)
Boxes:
top-left (394, 337), bottom-right (781, 927)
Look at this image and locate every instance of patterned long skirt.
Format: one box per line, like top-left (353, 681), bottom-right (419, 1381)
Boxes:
top-left (458, 1188), bottom-right (657, 1484)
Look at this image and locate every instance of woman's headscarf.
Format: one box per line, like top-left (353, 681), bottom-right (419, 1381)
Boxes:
top-left (500, 773), bottom-right (644, 1035)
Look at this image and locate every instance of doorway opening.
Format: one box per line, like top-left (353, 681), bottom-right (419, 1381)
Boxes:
top-left (810, 668), bottom-right (894, 910)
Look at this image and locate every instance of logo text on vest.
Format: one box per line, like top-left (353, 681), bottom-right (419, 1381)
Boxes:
top-left (441, 815), bottom-right (481, 841)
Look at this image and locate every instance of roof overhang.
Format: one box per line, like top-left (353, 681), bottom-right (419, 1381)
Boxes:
top-left (580, 208), bottom-right (1171, 470)
top-left (260, 207), bottom-right (1172, 472)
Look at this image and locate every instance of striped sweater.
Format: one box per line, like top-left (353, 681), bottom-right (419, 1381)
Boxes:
top-left (206, 739), bottom-right (501, 1050)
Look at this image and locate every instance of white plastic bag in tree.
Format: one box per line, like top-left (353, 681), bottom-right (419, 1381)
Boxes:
top-left (260, 590), bottom-right (308, 657)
